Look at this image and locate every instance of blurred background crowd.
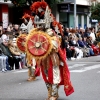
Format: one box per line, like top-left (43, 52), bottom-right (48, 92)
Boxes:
top-left (0, 22), bottom-right (26, 72)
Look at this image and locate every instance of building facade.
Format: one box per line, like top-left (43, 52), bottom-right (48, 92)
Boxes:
top-left (0, 0), bottom-right (31, 27)
top-left (1, 0), bottom-right (99, 29)
top-left (53, 0), bottom-right (92, 29)
top-left (0, 0), bottom-right (12, 28)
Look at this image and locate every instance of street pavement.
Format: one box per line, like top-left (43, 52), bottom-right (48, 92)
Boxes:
top-left (0, 55), bottom-right (100, 100)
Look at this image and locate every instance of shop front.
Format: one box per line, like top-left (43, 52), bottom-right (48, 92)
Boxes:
top-left (0, 0), bottom-right (12, 28)
top-left (57, 3), bottom-right (90, 29)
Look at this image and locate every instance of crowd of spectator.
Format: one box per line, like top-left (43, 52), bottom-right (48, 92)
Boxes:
top-left (0, 22), bottom-right (26, 72)
top-left (0, 21), bottom-right (100, 73)
top-left (63, 26), bottom-right (100, 60)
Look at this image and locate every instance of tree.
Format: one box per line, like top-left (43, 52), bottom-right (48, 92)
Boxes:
top-left (4, 0), bottom-right (64, 7)
top-left (90, 2), bottom-right (100, 21)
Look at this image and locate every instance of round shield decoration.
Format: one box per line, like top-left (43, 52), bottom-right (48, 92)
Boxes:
top-left (26, 30), bottom-right (53, 60)
top-left (16, 34), bottom-right (27, 52)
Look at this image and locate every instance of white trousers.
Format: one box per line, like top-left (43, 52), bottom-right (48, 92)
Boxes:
top-left (0, 56), bottom-right (7, 70)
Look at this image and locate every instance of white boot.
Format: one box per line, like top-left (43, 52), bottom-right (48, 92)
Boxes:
top-left (1, 69), bottom-right (6, 72)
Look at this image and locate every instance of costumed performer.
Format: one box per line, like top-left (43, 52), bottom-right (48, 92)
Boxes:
top-left (17, 19), bottom-right (40, 81)
top-left (24, 0), bottom-right (74, 100)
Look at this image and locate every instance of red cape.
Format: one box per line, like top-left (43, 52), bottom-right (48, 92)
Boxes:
top-left (41, 48), bottom-right (74, 96)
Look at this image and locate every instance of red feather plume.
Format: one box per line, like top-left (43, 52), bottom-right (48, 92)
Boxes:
top-left (22, 13), bottom-right (31, 19)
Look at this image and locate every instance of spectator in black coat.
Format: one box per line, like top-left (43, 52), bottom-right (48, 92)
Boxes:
top-left (0, 35), bottom-right (20, 70)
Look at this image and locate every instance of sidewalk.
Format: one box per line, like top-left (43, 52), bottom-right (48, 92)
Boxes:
top-left (67, 55), bottom-right (100, 62)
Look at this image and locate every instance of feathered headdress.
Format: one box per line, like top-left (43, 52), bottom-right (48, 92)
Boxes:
top-left (30, 0), bottom-right (48, 12)
top-left (22, 13), bottom-right (31, 19)
top-left (22, 13), bottom-right (34, 22)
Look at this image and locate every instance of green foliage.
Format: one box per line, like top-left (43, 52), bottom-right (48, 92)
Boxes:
top-left (45, 0), bottom-right (64, 7)
top-left (4, 0), bottom-right (64, 7)
top-left (90, 3), bottom-right (100, 21)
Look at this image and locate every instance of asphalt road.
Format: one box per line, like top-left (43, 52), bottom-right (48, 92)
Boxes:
top-left (0, 55), bottom-right (100, 100)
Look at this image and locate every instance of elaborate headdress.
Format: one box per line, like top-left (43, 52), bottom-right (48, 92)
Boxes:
top-left (18, 0), bottom-right (63, 63)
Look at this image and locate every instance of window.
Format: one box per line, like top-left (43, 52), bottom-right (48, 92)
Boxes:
top-left (59, 12), bottom-right (67, 27)
top-left (78, 15), bottom-right (81, 28)
top-left (84, 15), bottom-right (87, 29)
